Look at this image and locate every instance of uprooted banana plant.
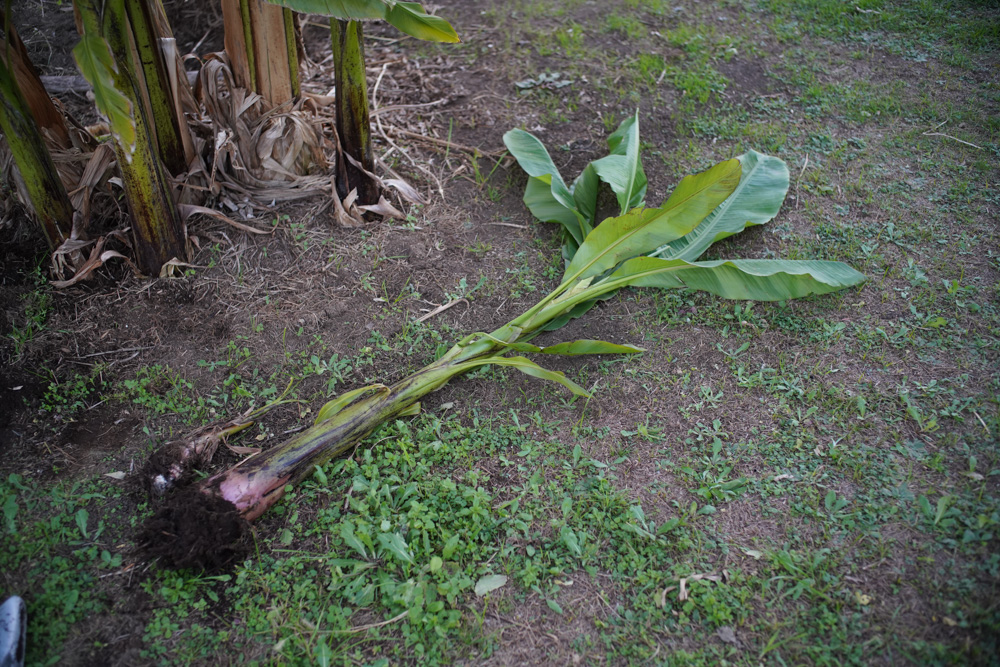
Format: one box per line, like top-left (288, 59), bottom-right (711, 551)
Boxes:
top-left (142, 118), bottom-right (865, 569)
top-left (143, 381), bottom-right (298, 495)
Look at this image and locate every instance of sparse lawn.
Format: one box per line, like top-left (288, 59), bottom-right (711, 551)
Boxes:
top-left (1, 0), bottom-right (998, 665)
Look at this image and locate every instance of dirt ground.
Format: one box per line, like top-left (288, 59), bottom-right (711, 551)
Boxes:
top-left (2, 0), bottom-right (998, 665)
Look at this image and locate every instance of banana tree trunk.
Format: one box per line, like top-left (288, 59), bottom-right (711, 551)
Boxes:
top-left (0, 13), bottom-right (71, 149)
top-left (123, 0), bottom-right (186, 174)
top-left (331, 18), bottom-right (379, 205)
top-left (86, 0), bottom-right (187, 275)
top-left (0, 20), bottom-right (73, 249)
top-left (221, 0), bottom-right (299, 105)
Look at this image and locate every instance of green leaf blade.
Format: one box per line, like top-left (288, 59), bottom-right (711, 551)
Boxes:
top-left (377, 532), bottom-right (415, 564)
top-left (340, 523), bottom-right (368, 558)
top-left (73, 34), bottom-right (135, 154)
top-left (503, 129), bottom-right (584, 242)
top-left (654, 150), bottom-right (790, 262)
top-left (315, 385), bottom-right (388, 425)
top-left (454, 356), bottom-right (591, 397)
top-left (474, 574), bottom-right (508, 597)
top-left (265, 0), bottom-right (386, 20)
top-left (386, 2), bottom-right (460, 42)
top-left (609, 257), bottom-right (866, 301)
top-left (570, 164), bottom-right (600, 238)
top-left (539, 339), bottom-right (645, 356)
top-left (565, 158), bottom-right (742, 281)
top-left (266, 0), bottom-right (458, 42)
top-left (524, 177), bottom-right (584, 244)
top-left (590, 111), bottom-right (647, 214)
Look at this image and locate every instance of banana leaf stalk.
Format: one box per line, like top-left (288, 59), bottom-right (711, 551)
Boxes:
top-left (142, 150), bottom-right (865, 569)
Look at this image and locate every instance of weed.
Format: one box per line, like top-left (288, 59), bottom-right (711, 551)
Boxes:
top-left (7, 266), bottom-right (50, 358)
top-left (116, 365), bottom-right (208, 424)
top-left (41, 368), bottom-right (105, 421)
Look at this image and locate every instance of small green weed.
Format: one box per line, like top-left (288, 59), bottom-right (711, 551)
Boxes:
top-left (116, 365), bottom-right (208, 424)
top-left (7, 269), bottom-right (51, 358)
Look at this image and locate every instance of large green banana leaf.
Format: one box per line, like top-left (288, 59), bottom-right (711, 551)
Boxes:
top-left (502, 128), bottom-right (586, 243)
top-left (564, 158), bottom-right (741, 281)
top-left (266, 0), bottom-right (459, 42)
top-left (503, 112), bottom-right (647, 250)
top-left (523, 175), bottom-right (585, 245)
top-left (605, 257), bottom-right (865, 301)
top-left (653, 150), bottom-right (789, 262)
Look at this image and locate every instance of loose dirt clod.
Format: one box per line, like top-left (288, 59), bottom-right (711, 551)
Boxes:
top-left (140, 488), bottom-right (250, 571)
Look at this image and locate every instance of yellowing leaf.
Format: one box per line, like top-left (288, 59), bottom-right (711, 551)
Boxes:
top-left (539, 339), bottom-right (645, 356)
top-left (386, 2), bottom-right (460, 42)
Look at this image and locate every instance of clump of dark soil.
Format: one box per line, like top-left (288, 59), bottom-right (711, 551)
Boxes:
top-left (140, 488), bottom-right (250, 571)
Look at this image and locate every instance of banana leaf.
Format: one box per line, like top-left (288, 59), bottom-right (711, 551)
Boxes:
top-left (654, 150), bottom-right (788, 262)
top-left (590, 111), bottom-right (647, 215)
top-left (265, 0), bottom-right (459, 42)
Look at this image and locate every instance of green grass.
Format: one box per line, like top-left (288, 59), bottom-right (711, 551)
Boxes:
top-left (1, 474), bottom-right (126, 666)
top-left (757, 0), bottom-right (1000, 56)
top-left (6, 263), bottom-right (50, 358)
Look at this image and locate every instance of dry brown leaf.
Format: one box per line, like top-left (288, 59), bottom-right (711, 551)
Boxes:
top-left (331, 188), bottom-right (364, 227)
top-left (178, 204), bottom-right (272, 235)
top-left (677, 572), bottom-right (728, 602)
top-left (195, 56), bottom-right (331, 201)
top-left (301, 91), bottom-right (336, 107)
top-left (344, 150), bottom-right (426, 207)
top-left (158, 258), bottom-right (204, 278)
top-left (358, 196), bottom-right (405, 220)
top-left (343, 188), bottom-right (358, 210)
top-left (69, 143), bottom-right (114, 211)
top-left (383, 177), bottom-right (426, 204)
top-left (51, 237), bottom-right (136, 288)
top-left (225, 443), bottom-right (262, 456)
top-left (655, 586), bottom-right (677, 609)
